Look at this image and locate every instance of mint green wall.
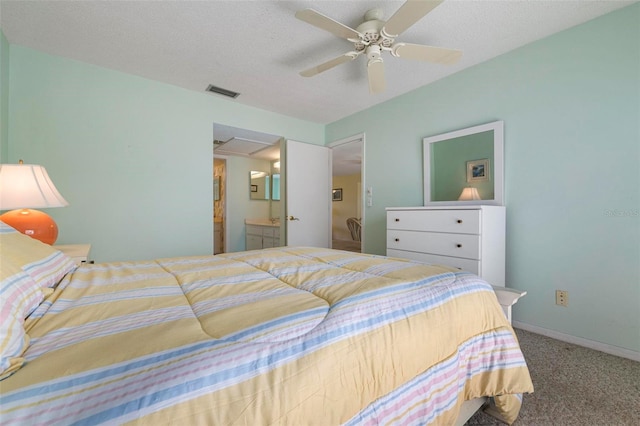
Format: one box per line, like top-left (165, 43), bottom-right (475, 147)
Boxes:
top-left (7, 46), bottom-right (323, 262)
top-left (0, 31), bottom-right (9, 161)
top-left (327, 5), bottom-right (639, 352)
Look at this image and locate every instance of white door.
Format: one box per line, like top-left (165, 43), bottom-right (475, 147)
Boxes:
top-left (285, 140), bottom-right (331, 247)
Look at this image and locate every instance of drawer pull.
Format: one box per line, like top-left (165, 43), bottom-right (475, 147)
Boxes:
top-left (395, 238), bottom-right (400, 242)
top-left (395, 218), bottom-right (400, 222)
top-left (457, 219), bottom-right (463, 224)
top-left (456, 244), bottom-right (462, 248)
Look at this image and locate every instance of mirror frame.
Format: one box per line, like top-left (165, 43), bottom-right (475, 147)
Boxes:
top-left (423, 120), bottom-right (504, 206)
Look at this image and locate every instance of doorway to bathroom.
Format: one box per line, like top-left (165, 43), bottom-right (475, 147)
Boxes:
top-left (213, 123), bottom-right (282, 254)
top-left (213, 122), bottom-right (333, 253)
top-left (213, 157), bottom-right (226, 254)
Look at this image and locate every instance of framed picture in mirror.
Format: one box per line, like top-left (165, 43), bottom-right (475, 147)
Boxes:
top-left (467, 159), bottom-right (490, 182)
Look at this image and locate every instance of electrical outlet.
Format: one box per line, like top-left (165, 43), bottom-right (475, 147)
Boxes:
top-left (556, 290), bottom-right (568, 307)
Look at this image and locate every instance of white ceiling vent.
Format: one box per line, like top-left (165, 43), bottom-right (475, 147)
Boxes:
top-left (206, 84), bottom-right (240, 98)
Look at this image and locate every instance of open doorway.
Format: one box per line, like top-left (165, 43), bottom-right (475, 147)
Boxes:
top-left (213, 123), bottom-right (283, 254)
top-left (213, 157), bottom-right (226, 254)
top-left (330, 134), bottom-right (364, 253)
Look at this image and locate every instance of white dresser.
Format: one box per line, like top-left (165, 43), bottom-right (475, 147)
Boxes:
top-left (386, 206), bottom-right (506, 287)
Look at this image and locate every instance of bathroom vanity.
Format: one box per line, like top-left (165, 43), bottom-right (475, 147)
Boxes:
top-left (245, 219), bottom-right (281, 250)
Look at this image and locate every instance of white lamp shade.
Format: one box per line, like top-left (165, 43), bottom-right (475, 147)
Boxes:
top-left (458, 187), bottom-right (481, 201)
top-left (0, 164), bottom-right (69, 210)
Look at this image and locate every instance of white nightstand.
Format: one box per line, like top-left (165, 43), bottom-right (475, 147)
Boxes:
top-left (55, 244), bottom-right (92, 266)
top-left (492, 286), bottom-right (527, 324)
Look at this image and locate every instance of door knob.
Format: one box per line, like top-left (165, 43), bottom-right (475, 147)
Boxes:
top-left (286, 216), bottom-right (300, 221)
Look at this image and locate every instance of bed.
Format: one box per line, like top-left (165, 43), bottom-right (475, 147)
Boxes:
top-left (1, 222), bottom-right (533, 425)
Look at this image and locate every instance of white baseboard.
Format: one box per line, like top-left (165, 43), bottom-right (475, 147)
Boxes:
top-left (512, 321), bottom-right (640, 362)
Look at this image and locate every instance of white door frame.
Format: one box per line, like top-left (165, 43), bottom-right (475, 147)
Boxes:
top-left (328, 133), bottom-right (366, 252)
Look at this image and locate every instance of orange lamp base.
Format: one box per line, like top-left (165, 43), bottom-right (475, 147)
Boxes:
top-left (0, 209), bottom-right (59, 245)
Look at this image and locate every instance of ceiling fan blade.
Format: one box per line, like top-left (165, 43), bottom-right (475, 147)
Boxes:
top-left (392, 43), bottom-right (462, 64)
top-left (300, 52), bottom-right (361, 77)
top-left (295, 9), bottom-right (362, 40)
top-left (367, 59), bottom-right (386, 94)
top-left (382, 0), bottom-right (443, 38)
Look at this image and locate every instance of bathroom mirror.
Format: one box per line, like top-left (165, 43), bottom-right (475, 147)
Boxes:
top-left (423, 121), bottom-right (504, 206)
top-left (271, 173), bottom-right (280, 201)
top-left (250, 170), bottom-right (270, 200)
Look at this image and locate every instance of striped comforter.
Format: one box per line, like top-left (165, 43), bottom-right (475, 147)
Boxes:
top-left (0, 247), bottom-right (533, 425)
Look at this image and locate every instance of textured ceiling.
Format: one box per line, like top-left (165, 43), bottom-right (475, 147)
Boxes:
top-left (0, 0), bottom-right (634, 124)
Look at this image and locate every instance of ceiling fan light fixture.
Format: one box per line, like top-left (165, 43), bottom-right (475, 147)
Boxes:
top-left (366, 44), bottom-right (382, 60)
top-left (295, 0), bottom-right (459, 94)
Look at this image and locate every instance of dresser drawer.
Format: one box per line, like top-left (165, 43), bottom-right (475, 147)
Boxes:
top-left (387, 230), bottom-right (480, 260)
top-left (387, 249), bottom-right (480, 275)
top-left (387, 209), bottom-right (480, 234)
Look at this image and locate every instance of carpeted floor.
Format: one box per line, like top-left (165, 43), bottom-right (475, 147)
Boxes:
top-left (332, 239), bottom-right (361, 252)
top-left (465, 328), bottom-right (640, 425)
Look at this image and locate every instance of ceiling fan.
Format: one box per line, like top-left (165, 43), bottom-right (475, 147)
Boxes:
top-left (295, 0), bottom-right (462, 94)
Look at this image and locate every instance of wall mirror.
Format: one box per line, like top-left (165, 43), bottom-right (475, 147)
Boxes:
top-left (250, 170), bottom-right (270, 200)
top-left (423, 121), bottom-right (504, 206)
top-left (271, 173), bottom-right (280, 201)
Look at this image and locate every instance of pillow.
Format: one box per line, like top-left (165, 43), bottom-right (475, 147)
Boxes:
top-left (0, 221), bottom-right (76, 288)
top-left (0, 263), bottom-right (41, 380)
top-left (0, 308), bottom-right (29, 380)
top-left (1, 261), bottom-right (45, 319)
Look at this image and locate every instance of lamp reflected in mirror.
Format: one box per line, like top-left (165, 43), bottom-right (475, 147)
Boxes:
top-left (458, 187), bottom-right (481, 201)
